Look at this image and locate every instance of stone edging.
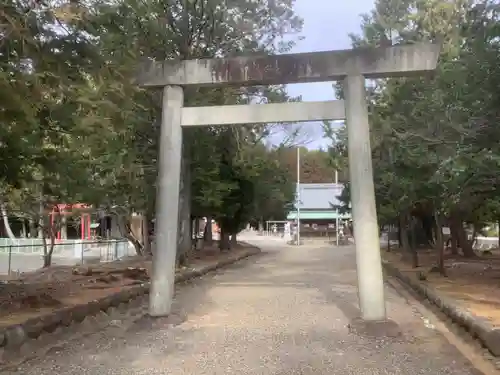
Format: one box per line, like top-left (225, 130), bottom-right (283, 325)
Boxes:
top-left (0, 246), bottom-right (261, 366)
top-left (382, 260), bottom-right (500, 357)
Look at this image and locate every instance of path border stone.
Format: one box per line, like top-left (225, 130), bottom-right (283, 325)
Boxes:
top-left (382, 260), bottom-right (500, 357)
top-left (0, 245), bottom-right (261, 367)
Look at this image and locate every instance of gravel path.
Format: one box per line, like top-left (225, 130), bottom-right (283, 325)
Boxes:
top-left (5, 238), bottom-right (481, 375)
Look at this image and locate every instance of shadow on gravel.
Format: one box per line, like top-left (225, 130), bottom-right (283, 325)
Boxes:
top-left (125, 250), bottom-right (276, 334)
top-left (2, 246), bottom-right (483, 375)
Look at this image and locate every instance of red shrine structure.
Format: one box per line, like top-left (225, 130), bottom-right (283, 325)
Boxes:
top-left (50, 203), bottom-right (92, 240)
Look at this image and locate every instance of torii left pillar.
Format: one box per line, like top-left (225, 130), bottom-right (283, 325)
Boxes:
top-left (149, 85), bottom-right (184, 317)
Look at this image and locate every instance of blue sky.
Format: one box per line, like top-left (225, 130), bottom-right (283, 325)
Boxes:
top-left (272, 0), bottom-right (375, 149)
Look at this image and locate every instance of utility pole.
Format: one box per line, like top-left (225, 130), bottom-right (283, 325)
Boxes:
top-left (335, 170), bottom-right (339, 246)
top-left (296, 147), bottom-right (301, 246)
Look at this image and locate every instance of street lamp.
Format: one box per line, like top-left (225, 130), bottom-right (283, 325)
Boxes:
top-left (296, 147), bottom-right (301, 246)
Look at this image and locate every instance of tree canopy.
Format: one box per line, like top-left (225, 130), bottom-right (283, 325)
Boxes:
top-left (1, 0), bottom-right (306, 264)
top-left (327, 0), bottom-right (500, 270)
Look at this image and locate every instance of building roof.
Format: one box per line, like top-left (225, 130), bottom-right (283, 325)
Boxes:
top-left (295, 183), bottom-right (345, 210)
top-left (287, 210), bottom-right (350, 220)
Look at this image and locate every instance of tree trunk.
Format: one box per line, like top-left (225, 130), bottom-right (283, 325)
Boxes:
top-left (42, 221), bottom-right (57, 268)
top-left (219, 228), bottom-right (230, 251)
top-left (399, 214), bottom-right (414, 265)
top-left (230, 233), bottom-right (237, 247)
top-left (60, 215), bottom-right (67, 239)
top-left (409, 217), bottom-right (419, 268)
top-left (177, 155), bottom-right (192, 264)
top-left (43, 242), bottom-right (56, 267)
top-left (498, 217), bottom-right (500, 248)
top-left (456, 221), bottom-right (475, 258)
top-left (0, 204), bottom-right (16, 240)
top-left (469, 223), bottom-right (479, 254)
top-left (42, 233), bottom-right (50, 267)
top-left (194, 218), bottom-right (200, 238)
top-left (449, 217), bottom-right (460, 255)
top-left (421, 215), bottom-right (435, 246)
top-left (117, 215), bottom-right (143, 256)
top-left (38, 192), bottom-right (44, 239)
top-left (28, 219), bottom-right (36, 238)
top-left (397, 220), bottom-right (402, 248)
top-left (434, 214), bottom-right (446, 276)
top-left (450, 235), bottom-right (459, 255)
top-left (189, 216), bottom-right (194, 250)
top-left (204, 217), bottom-right (213, 246)
top-left (130, 214), bottom-right (143, 242)
top-left (142, 214), bottom-right (151, 255)
top-left (127, 232), bottom-right (143, 256)
top-left (193, 218), bottom-right (201, 250)
top-left (21, 220), bottom-right (27, 238)
top-left (387, 225), bottom-right (391, 252)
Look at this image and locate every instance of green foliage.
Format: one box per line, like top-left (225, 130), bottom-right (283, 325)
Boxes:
top-left (324, 0), bottom-right (500, 255)
top-left (1, 0), bottom-right (304, 261)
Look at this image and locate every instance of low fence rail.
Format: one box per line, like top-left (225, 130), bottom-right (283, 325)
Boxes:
top-left (0, 239), bottom-right (136, 276)
top-left (381, 232), bottom-right (499, 252)
top-left (263, 229), bottom-right (340, 239)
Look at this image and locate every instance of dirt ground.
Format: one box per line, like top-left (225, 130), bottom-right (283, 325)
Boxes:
top-left (383, 246), bottom-right (500, 326)
top-left (0, 243), bottom-right (249, 327)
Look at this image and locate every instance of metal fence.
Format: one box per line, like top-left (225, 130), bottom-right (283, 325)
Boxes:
top-left (263, 227), bottom-right (340, 240)
top-left (0, 239), bottom-right (136, 276)
top-left (380, 231), bottom-right (499, 252)
top-left (471, 236), bottom-right (498, 251)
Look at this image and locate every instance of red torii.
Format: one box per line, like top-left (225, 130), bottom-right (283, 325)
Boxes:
top-left (50, 203), bottom-right (92, 240)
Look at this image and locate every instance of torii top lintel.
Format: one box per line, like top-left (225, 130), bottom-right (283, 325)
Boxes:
top-left (136, 43), bottom-right (440, 88)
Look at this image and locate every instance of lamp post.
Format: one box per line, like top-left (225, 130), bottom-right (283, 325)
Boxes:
top-left (335, 170), bottom-right (339, 246)
top-left (296, 147), bottom-right (301, 246)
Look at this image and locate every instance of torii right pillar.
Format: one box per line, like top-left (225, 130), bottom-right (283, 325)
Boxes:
top-left (342, 46), bottom-right (440, 321)
top-left (344, 74), bottom-right (386, 320)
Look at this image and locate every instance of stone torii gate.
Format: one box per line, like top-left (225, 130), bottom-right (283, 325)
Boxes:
top-left (136, 43), bottom-right (440, 322)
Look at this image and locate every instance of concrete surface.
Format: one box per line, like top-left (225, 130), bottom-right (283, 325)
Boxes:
top-left (151, 84), bottom-right (183, 317)
top-left (383, 260), bottom-right (500, 358)
top-left (4, 237), bottom-right (481, 375)
top-left (345, 74), bottom-right (386, 321)
top-left (0, 244), bottom-right (135, 275)
top-left (181, 101), bottom-right (345, 126)
top-left (0, 253), bottom-right (79, 275)
top-left (137, 43), bottom-right (440, 87)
